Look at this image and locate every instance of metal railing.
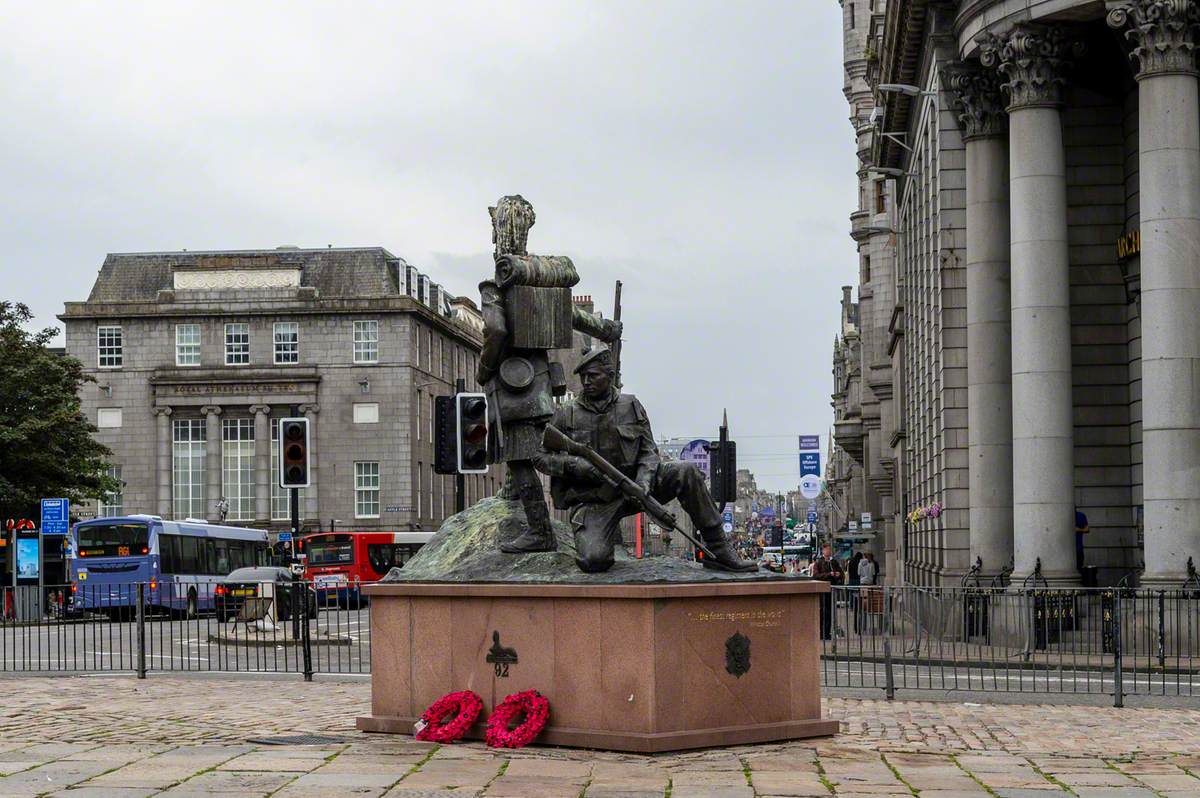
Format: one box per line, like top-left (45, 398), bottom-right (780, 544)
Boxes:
top-left (0, 581), bottom-right (370, 676)
top-left (821, 585), bottom-right (1200, 705)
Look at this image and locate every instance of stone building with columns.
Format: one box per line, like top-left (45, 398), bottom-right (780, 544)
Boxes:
top-left (834, 0), bottom-right (1200, 587)
top-left (835, 0), bottom-right (904, 582)
top-left (60, 247), bottom-right (497, 538)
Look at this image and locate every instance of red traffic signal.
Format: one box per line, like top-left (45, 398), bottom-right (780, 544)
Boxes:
top-left (279, 418), bottom-right (310, 488)
top-left (456, 393), bottom-right (489, 474)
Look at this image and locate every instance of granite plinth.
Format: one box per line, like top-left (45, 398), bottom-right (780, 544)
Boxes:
top-left (356, 579), bottom-right (836, 752)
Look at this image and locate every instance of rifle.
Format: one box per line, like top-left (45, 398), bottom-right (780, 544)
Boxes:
top-left (612, 280), bottom-right (623, 390)
top-left (542, 424), bottom-right (718, 561)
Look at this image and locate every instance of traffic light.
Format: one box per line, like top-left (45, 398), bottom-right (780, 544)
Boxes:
top-left (434, 395), bottom-right (457, 475)
top-left (278, 418), bottom-right (310, 488)
top-left (433, 393), bottom-right (490, 474)
top-left (709, 439), bottom-right (737, 504)
top-left (456, 393), bottom-right (489, 473)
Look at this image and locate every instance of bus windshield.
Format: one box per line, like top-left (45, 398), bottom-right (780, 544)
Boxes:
top-left (307, 535), bottom-right (354, 566)
top-left (76, 523), bottom-right (149, 558)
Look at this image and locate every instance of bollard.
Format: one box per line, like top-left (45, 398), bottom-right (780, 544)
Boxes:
top-left (136, 582), bottom-right (146, 680)
top-left (1112, 599), bottom-right (1124, 708)
top-left (883, 618), bottom-right (895, 701)
top-left (1157, 591), bottom-right (1166, 668)
top-left (301, 582), bottom-right (313, 682)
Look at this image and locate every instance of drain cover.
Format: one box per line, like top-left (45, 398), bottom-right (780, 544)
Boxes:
top-left (248, 734), bottom-right (348, 746)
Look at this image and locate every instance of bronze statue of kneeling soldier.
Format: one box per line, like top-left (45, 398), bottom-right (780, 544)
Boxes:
top-left (532, 347), bottom-right (757, 574)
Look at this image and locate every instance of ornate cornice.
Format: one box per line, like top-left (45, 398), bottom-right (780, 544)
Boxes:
top-left (979, 24), bottom-right (1077, 110)
top-left (943, 62), bottom-right (1007, 140)
top-left (1108, 1), bottom-right (1199, 78)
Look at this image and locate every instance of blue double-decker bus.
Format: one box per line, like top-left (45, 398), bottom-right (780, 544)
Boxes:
top-left (68, 515), bottom-right (269, 618)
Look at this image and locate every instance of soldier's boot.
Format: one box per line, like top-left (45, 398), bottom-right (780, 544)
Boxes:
top-left (573, 526), bottom-right (615, 573)
top-left (500, 493), bottom-right (557, 554)
top-left (699, 526), bottom-right (759, 572)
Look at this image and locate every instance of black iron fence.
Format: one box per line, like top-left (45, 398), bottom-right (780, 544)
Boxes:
top-left (821, 585), bottom-right (1200, 705)
top-left (0, 581), bottom-right (370, 676)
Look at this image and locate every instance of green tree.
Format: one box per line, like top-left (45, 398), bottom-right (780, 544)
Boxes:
top-left (0, 302), bottom-right (118, 522)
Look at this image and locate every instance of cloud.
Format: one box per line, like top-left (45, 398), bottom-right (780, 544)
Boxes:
top-left (0, 0), bottom-right (856, 491)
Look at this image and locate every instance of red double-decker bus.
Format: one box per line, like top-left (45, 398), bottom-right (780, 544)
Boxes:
top-left (296, 531), bottom-right (433, 607)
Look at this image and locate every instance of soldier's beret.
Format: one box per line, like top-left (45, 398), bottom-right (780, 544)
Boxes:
top-left (574, 346), bottom-right (613, 375)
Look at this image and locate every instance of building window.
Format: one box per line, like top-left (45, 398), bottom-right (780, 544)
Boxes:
top-left (416, 391), bottom-right (423, 441)
top-left (355, 462), bottom-right (380, 518)
top-left (97, 326), bottom-right (123, 368)
top-left (99, 465), bottom-right (123, 517)
top-left (225, 323), bottom-right (250, 365)
top-left (863, 256), bottom-right (872, 284)
top-left (417, 461), bottom-right (423, 518)
top-left (176, 324), bottom-right (201, 366)
top-left (222, 418), bottom-right (255, 521)
top-left (849, 2), bottom-right (855, 28)
top-left (172, 419), bottom-right (206, 519)
top-left (274, 322), bottom-right (299, 364)
top-left (97, 408), bottom-right (123, 428)
top-left (875, 180), bottom-right (886, 214)
top-left (353, 403), bottom-right (379, 424)
top-left (271, 418), bottom-right (305, 521)
top-left (353, 320), bottom-right (379, 363)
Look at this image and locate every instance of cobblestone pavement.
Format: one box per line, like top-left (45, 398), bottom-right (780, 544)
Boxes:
top-left (1, 676), bottom-right (1199, 796)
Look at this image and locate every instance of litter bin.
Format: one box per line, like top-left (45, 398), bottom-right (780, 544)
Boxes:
top-left (1081, 565), bottom-right (1098, 587)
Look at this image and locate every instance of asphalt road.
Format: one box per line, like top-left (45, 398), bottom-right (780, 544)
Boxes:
top-left (0, 605), bottom-right (370, 675)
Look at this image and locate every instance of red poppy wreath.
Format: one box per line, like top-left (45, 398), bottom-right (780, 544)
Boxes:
top-left (485, 689), bottom-right (550, 748)
top-left (414, 690), bottom-right (484, 743)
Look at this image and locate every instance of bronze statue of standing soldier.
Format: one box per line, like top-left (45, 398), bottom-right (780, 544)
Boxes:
top-left (477, 195), bottom-right (621, 554)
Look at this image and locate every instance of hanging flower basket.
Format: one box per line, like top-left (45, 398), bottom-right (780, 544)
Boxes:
top-left (413, 690), bottom-right (484, 743)
top-left (485, 690), bottom-right (550, 748)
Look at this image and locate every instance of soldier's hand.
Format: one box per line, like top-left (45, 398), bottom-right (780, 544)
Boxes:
top-left (603, 319), bottom-right (623, 343)
top-left (568, 458), bottom-right (603, 483)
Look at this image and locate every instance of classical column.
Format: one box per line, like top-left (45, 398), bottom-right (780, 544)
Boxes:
top-left (154, 407), bottom-right (173, 518)
top-left (1110, 2), bottom-right (1200, 583)
top-left (982, 25), bottom-right (1078, 584)
top-left (300, 403), bottom-right (320, 526)
top-left (947, 64), bottom-right (1014, 578)
top-left (250, 405), bottom-right (271, 523)
top-left (201, 405), bottom-right (223, 523)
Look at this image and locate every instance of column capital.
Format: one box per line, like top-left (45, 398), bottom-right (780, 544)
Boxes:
top-left (153, 406), bottom-right (173, 417)
top-left (944, 62), bottom-right (1008, 140)
top-left (200, 405), bottom-right (222, 416)
top-left (979, 23), bottom-right (1081, 110)
top-left (248, 404), bottom-right (272, 415)
top-left (1108, 1), bottom-right (1199, 78)
top-left (299, 403), bottom-right (320, 416)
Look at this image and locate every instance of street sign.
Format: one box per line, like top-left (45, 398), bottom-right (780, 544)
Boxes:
top-left (848, 521), bottom-right (859, 532)
top-left (40, 499), bottom-right (69, 535)
top-left (799, 451), bottom-right (820, 477)
top-left (861, 512), bottom-right (873, 531)
top-left (721, 522), bottom-right (733, 534)
top-left (806, 510), bottom-right (817, 523)
top-left (799, 474), bottom-right (821, 499)
top-left (278, 532), bottom-right (293, 542)
top-left (798, 435), bottom-right (820, 451)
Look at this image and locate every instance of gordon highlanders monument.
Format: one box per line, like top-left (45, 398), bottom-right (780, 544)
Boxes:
top-left (358, 196), bottom-right (835, 751)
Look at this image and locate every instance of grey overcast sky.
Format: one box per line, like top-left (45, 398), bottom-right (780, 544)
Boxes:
top-left (0, 1), bottom-right (855, 493)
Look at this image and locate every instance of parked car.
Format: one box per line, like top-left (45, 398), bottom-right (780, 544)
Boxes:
top-left (215, 567), bottom-right (317, 622)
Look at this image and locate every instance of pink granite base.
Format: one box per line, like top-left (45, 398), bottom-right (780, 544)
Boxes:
top-left (356, 580), bottom-right (838, 752)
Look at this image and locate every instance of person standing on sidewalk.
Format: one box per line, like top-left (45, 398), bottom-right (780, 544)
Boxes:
top-left (858, 552), bottom-right (877, 586)
top-left (812, 544), bottom-right (843, 640)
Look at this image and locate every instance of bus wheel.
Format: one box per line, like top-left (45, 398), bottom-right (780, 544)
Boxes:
top-left (185, 589), bottom-right (198, 620)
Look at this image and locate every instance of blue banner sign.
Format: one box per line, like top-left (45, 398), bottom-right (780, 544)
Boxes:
top-left (40, 498), bottom-right (69, 535)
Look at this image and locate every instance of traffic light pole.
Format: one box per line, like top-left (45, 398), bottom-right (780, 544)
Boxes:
top-left (454, 379), bottom-right (466, 514)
